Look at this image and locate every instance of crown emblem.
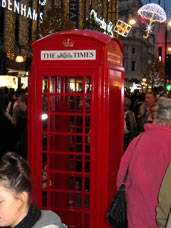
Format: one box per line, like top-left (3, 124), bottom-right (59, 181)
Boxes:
top-left (63, 38), bottom-right (74, 47)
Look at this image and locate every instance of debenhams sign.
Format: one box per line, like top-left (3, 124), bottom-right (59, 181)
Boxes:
top-left (0, 0), bottom-right (47, 22)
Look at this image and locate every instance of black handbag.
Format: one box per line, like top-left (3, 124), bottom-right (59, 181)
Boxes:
top-left (107, 169), bottom-right (128, 228)
top-left (107, 135), bottom-right (142, 228)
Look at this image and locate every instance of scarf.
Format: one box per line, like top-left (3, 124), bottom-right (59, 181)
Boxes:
top-left (14, 203), bottom-right (41, 228)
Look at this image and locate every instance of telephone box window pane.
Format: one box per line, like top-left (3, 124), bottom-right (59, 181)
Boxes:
top-left (85, 195), bottom-right (89, 209)
top-left (48, 154), bottom-right (83, 172)
top-left (49, 191), bottom-right (71, 208)
top-left (50, 135), bottom-right (70, 151)
top-left (50, 115), bottom-right (70, 132)
top-left (70, 96), bottom-right (83, 112)
top-left (69, 77), bottom-right (83, 93)
top-left (69, 155), bottom-right (83, 172)
top-left (50, 76), bottom-right (62, 93)
top-left (42, 76), bottom-right (48, 93)
top-left (85, 96), bottom-right (91, 112)
top-left (50, 96), bottom-right (83, 113)
top-left (49, 115), bottom-right (85, 133)
top-left (68, 193), bottom-right (82, 209)
top-left (85, 160), bottom-right (90, 173)
top-left (70, 137), bottom-right (83, 153)
top-left (42, 114), bottom-right (48, 130)
top-left (86, 76), bottom-right (92, 93)
top-left (50, 76), bottom-right (83, 93)
top-left (85, 177), bottom-right (90, 192)
top-left (42, 95), bottom-right (48, 112)
top-left (42, 134), bottom-right (48, 151)
top-left (70, 116), bottom-right (83, 133)
top-left (50, 96), bottom-right (69, 112)
top-left (49, 174), bottom-right (84, 193)
top-left (42, 191), bottom-right (47, 206)
top-left (49, 192), bottom-right (84, 209)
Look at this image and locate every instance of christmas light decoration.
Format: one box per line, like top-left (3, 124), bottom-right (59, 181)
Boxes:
top-left (39, 0), bottom-right (47, 6)
top-left (138, 3), bottom-right (166, 39)
top-left (5, 10), bottom-right (15, 60)
top-left (113, 20), bottom-right (132, 37)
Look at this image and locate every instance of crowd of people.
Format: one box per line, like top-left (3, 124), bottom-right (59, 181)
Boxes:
top-left (124, 90), bottom-right (170, 151)
top-left (0, 85), bottom-right (171, 227)
top-left (0, 87), bottom-right (27, 159)
top-left (119, 90), bottom-right (171, 227)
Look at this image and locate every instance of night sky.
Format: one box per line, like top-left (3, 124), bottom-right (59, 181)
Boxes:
top-left (141, 0), bottom-right (171, 17)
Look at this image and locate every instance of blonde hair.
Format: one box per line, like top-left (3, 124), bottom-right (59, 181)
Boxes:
top-left (153, 97), bottom-right (171, 127)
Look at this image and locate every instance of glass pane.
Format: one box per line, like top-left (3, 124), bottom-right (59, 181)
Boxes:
top-left (50, 135), bottom-right (70, 151)
top-left (42, 76), bottom-right (48, 93)
top-left (86, 76), bottom-right (92, 93)
top-left (85, 157), bottom-right (90, 173)
top-left (69, 77), bottom-right (83, 93)
top-left (42, 95), bottom-right (48, 112)
top-left (50, 76), bottom-right (83, 93)
top-left (49, 191), bottom-right (70, 208)
top-left (85, 96), bottom-right (91, 112)
top-left (42, 134), bottom-right (48, 151)
top-left (50, 96), bottom-right (83, 113)
top-left (84, 195), bottom-right (89, 209)
top-left (42, 114), bottom-right (48, 130)
top-left (85, 177), bottom-right (90, 192)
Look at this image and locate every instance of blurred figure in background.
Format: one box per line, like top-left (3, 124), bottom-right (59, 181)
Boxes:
top-left (0, 87), bottom-right (9, 111)
top-left (0, 104), bottom-right (15, 156)
top-left (15, 94), bottom-right (27, 159)
top-left (137, 91), bottom-right (157, 133)
top-left (6, 92), bottom-right (19, 125)
top-left (124, 97), bottom-right (137, 151)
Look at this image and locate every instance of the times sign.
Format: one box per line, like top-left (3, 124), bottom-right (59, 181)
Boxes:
top-left (69, 0), bottom-right (79, 28)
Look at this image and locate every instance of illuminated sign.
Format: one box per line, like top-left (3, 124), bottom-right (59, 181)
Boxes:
top-left (41, 50), bottom-right (96, 60)
top-left (113, 20), bottom-right (132, 37)
top-left (107, 52), bottom-right (121, 64)
top-left (69, 0), bottom-right (79, 28)
top-left (90, 9), bottom-right (113, 36)
top-left (1, 0), bottom-right (46, 22)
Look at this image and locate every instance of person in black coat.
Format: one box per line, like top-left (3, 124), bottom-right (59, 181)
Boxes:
top-left (0, 104), bottom-right (15, 156)
top-left (15, 94), bottom-right (27, 160)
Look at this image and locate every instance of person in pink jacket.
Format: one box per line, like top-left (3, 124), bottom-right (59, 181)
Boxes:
top-left (117, 97), bottom-right (171, 228)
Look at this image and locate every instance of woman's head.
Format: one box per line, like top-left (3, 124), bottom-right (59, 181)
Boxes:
top-left (153, 97), bottom-right (171, 126)
top-left (0, 152), bottom-right (32, 194)
top-left (0, 152), bottom-right (32, 227)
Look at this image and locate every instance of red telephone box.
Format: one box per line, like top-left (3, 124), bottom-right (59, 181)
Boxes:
top-left (28, 30), bottom-right (124, 228)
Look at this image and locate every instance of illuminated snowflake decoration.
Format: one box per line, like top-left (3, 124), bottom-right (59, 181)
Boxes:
top-left (39, 0), bottom-right (47, 6)
top-left (138, 3), bottom-right (166, 39)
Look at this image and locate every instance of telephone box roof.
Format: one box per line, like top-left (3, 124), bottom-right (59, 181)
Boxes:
top-left (32, 29), bottom-right (124, 53)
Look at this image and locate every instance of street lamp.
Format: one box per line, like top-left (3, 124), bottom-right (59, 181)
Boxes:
top-left (128, 18), bottom-right (136, 26)
top-left (15, 45), bottom-right (32, 63)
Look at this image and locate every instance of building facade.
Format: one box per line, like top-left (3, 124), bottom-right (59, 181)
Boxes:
top-left (0, 0), bottom-right (155, 89)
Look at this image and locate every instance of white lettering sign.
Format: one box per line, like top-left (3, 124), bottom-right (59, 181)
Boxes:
top-left (1, 0), bottom-right (46, 22)
top-left (90, 9), bottom-right (114, 37)
top-left (41, 50), bottom-right (96, 60)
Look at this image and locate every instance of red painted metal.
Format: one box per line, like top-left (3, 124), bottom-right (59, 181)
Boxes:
top-left (28, 30), bottom-right (124, 228)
